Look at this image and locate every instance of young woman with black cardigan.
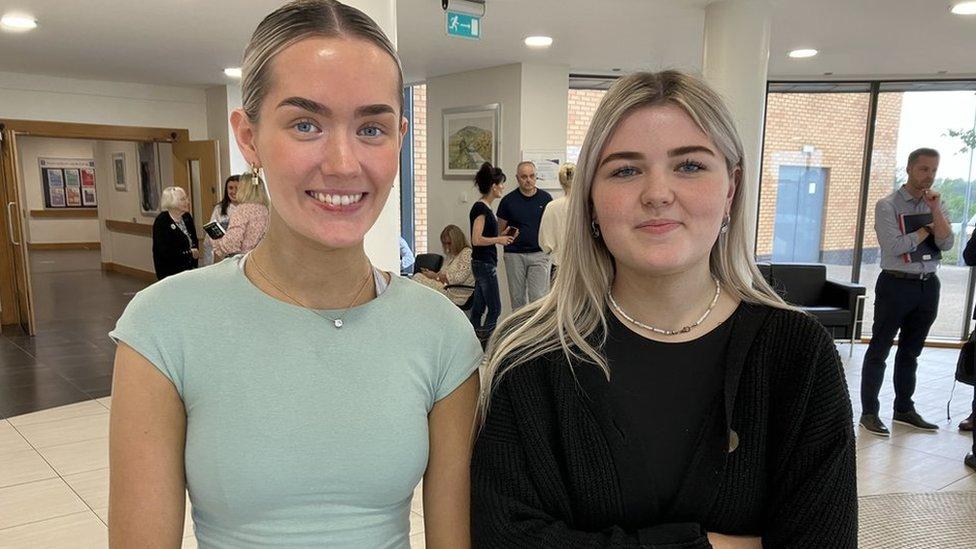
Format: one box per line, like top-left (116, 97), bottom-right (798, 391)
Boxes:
top-left (151, 186), bottom-right (199, 281)
top-left (472, 71), bottom-right (857, 548)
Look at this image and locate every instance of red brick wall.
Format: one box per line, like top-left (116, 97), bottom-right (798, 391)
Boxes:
top-left (758, 92), bottom-right (903, 259)
top-left (567, 89), bottom-right (607, 160)
top-left (412, 84), bottom-right (427, 254)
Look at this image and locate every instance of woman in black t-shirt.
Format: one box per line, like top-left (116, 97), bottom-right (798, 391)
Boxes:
top-left (469, 162), bottom-right (516, 345)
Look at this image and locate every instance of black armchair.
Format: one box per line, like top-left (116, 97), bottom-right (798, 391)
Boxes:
top-left (413, 253), bottom-right (444, 274)
top-left (756, 262), bottom-right (866, 341)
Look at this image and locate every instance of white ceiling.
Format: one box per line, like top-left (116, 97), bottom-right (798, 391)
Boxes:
top-left (0, 0), bottom-right (973, 89)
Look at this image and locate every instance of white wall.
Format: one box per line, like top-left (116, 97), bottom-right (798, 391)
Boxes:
top-left (0, 71), bottom-right (208, 139)
top-left (206, 84), bottom-right (249, 186)
top-left (15, 137), bottom-right (101, 244)
top-left (94, 140), bottom-right (173, 274)
top-left (425, 63), bottom-right (569, 313)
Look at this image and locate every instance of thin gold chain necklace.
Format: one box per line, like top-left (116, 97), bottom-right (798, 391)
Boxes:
top-left (607, 278), bottom-right (721, 336)
top-left (248, 255), bottom-right (373, 329)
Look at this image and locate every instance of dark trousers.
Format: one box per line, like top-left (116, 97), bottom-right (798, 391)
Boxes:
top-left (861, 272), bottom-right (940, 415)
top-left (470, 260), bottom-right (501, 342)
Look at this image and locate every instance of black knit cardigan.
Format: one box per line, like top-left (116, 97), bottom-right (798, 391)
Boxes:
top-left (472, 303), bottom-right (857, 548)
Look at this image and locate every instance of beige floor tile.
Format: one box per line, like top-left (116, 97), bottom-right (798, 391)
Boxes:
top-left (0, 421), bottom-right (33, 454)
top-left (410, 531), bottom-right (426, 549)
top-left (887, 426), bottom-right (974, 461)
top-left (16, 413), bottom-right (109, 449)
top-left (938, 473), bottom-right (976, 492)
top-left (411, 483), bottom-right (424, 514)
top-left (857, 443), bottom-right (972, 489)
top-left (8, 400), bottom-right (106, 428)
top-left (0, 478), bottom-right (88, 530)
top-left (409, 510), bottom-right (424, 535)
top-left (182, 535), bottom-right (199, 549)
top-left (63, 468), bottom-right (109, 511)
top-left (0, 511), bottom-right (106, 548)
top-left (96, 396), bottom-right (111, 410)
top-left (94, 507), bottom-right (108, 525)
top-left (0, 449), bottom-right (58, 489)
top-left (37, 437), bottom-right (109, 476)
top-left (857, 471), bottom-right (936, 496)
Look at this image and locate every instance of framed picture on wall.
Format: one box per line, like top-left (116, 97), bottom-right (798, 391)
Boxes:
top-left (82, 187), bottom-right (98, 206)
top-left (442, 103), bottom-right (500, 179)
top-left (138, 142), bottom-right (162, 216)
top-left (112, 152), bottom-right (127, 191)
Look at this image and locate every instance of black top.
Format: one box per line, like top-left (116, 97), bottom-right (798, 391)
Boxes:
top-left (152, 211), bottom-right (199, 281)
top-left (496, 188), bottom-right (552, 254)
top-left (472, 303), bottom-right (857, 548)
top-left (577, 310), bottom-right (733, 516)
top-left (470, 201), bottom-right (499, 265)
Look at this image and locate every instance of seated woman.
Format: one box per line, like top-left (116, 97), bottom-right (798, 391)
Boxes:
top-left (152, 186), bottom-right (199, 281)
top-left (472, 71), bottom-right (857, 548)
top-left (414, 225), bottom-right (475, 307)
top-left (213, 169), bottom-right (269, 259)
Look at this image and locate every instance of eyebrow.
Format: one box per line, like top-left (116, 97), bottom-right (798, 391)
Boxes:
top-left (276, 97), bottom-right (396, 118)
top-left (668, 145), bottom-right (715, 158)
top-left (599, 151), bottom-right (644, 168)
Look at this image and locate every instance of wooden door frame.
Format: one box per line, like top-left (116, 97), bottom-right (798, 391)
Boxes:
top-left (0, 118), bottom-right (191, 329)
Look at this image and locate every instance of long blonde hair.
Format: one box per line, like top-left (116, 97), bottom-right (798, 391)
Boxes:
top-left (234, 174), bottom-right (270, 206)
top-left (478, 70), bottom-right (788, 421)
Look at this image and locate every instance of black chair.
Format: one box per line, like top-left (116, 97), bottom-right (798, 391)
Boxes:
top-left (413, 253), bottom-right (444, 274)
top-left (755, 262), bottom-right (866, 342)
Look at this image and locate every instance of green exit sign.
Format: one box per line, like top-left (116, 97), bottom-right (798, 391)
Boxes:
top-left (446, 11), bottom-right (481, 40)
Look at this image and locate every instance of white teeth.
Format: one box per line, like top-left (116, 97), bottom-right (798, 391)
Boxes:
top-left (309, 192), bottom-right (364, 206)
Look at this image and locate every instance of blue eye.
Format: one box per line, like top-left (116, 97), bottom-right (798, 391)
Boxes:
top-left (294, 120), bottom-right (318, 134)
top-left (677, 160), bottom-right (706, 173)
top-left (611, 166), bottom-right (639, 178)
top-left (359, 125), bottom-right (384, 138)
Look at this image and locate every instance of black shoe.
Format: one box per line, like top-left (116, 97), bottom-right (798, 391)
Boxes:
top-left (959, 413), bottom-right (974, 432)
top-left (966, 454), bottom-right (976, 472)
top-left (892, 410), bottom-right (939, 431)
top-left (859, 414), bottom-right (890, 437)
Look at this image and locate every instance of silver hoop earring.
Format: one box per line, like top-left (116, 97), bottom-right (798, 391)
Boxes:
top-left (720, 214), bottom-right (731, 235)
top-left (590, 220), bottom-right (601, 239)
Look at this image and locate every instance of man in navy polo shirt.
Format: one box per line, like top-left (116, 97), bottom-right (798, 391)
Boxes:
top-left (497, 161), bottom-right (553, 310)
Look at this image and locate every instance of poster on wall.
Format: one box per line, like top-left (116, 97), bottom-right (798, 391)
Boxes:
top-left (39, 158), bottom-right (96, 209)
top-left (82, 188), bottom-right (98, 206)
top-left (521, 149), bottom-right (566, 191)
top-left (44, 168), bottom-right (65, 208)
top-left (112, 152), bottom-right (127, 191)
top-left (137, 142), bottom-right (162, 216)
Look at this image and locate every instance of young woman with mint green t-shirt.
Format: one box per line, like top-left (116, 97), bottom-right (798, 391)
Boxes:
top-left (108, 3), bottom-right (482, 548)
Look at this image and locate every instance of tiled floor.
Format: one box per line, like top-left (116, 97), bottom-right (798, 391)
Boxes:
top-left (0, 344), bottom-right (972, 547)
top-left (1, 252), bottom-right (973, 546)
top-left (0, 250), bottom-right (148, 418)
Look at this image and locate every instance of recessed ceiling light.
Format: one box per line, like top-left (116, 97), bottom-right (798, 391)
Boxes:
top-left (1, 13), bottom-right (37, 31)
top-left (223, 67), bottom-right (242, 78)
top-left (951, 2), bottom-right (976, 15)
top-left (788, 49), bottom-right (818, 59)
top-left (524, 36), bottom-right (553, 48)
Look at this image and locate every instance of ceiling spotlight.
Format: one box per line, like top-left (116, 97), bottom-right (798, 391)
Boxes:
top-left (1, 14), bottom-right (37, 31)
top-left (951, 2), bottom-right (976, 15)
top-left (223, 67), bottom-right (242, 78)
top-left (524, 36), bottom-right (553, 48)
top-left (788, 49), bottom-right (818, 59)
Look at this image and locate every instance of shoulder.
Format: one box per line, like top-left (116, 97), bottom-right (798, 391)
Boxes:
top-left (458, 247), bottom-right (472, 259)
top-left (137, 260), bottom-right (238, 307)
top-left (744, 303), bottom-right (838, 372)
top-left (539, 189), bottom-right (553, 201)
top-left (395, 276), bottom-right (472, 327)
top-left (153, 212), bottom-right (168, 226)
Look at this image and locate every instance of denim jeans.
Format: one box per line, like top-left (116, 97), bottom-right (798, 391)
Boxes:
top-left (470, 260), bottom-right (501, 341)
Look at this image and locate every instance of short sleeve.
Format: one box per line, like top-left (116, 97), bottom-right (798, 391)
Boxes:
top-left (496, 195), bottom-right (510, 221)
top-left (433, 306), bottom-right (484, 402)
top-left (109, 283), bottom-right (186, 397)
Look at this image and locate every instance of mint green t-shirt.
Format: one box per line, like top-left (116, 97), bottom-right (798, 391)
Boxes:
top-left (110, 256), bottom-right (483, 548)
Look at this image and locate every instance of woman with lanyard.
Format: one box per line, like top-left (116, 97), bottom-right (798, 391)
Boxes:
top-left (472, 71), bottom-right (857, 548)
top-left (151, 186), bottom-right (199, 280)
top-left (109, 2), bottom-right (482, 547)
